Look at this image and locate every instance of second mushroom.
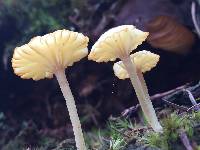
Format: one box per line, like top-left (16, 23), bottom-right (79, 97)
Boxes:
top-left (88, 25), bottom-right (163, 132)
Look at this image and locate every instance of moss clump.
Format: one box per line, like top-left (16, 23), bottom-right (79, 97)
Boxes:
top-left (85, 118), bottom-right (134, 150)
top-left (142, 112), bottom-right (200, 150)
top-left (86, 111), bottom-right (200, 150)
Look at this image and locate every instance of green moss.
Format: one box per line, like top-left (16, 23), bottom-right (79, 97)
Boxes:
top-left (85, 111), bottom-right (200, 150)
top-left (142, 112), bottom-right (200, 150)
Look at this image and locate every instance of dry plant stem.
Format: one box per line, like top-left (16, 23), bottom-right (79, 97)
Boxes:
top-left (151, 83), bottom-right (189, 101)
top-left (191, 2), bottom-right (200, 38)
top-left (55, 69), bottom-right (86, 150)
top-left (179, 129), bottom-right (193, 150)
top-left (122, 56), bottom-right (163, 132)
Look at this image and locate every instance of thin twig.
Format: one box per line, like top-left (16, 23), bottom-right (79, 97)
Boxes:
top-left (151, 84), bottom-right (189, 101)
top-left (121, 83), bottom-right (193, 117)
top-left (179, 129), bottom-right (193, 150)
top-left (121, 97), bottom-right (188, 118)
top-left (184, 89), bottom-right (197, 105)
top-left (162, 99), bottom-right (188, 111)
top-left (187, 103), bottom-right (200, 112)
top-left (121, 104), bottom-right (140, 117)
top-left (191, 2), bottom-right (200, 37)
top-left (184, 89), bottom-right (200, 111)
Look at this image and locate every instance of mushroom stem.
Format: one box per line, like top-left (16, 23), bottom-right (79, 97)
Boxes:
top-left (55, 69), bottom-right (86, 150)
top-left (121, 56), bottom-right (163, 132)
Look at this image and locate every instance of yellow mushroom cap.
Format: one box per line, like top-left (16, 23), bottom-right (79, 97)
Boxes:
top-left (12, 29), bottom-right (89, 80)
top-left (113, 50), bottom-right (160, 79)
top-left (88, 25), bottom-right (149, 62)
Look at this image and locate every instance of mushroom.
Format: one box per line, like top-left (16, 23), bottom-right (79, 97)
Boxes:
top-left (88, 25), bottom-right (163, 132)
top-left (113, 50), bottom-right (159, 79)
top-left (12, 29), bottom-right (89, 150)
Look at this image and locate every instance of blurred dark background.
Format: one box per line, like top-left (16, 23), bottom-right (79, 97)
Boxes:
top-left (0, 0), bottom-right (200, 149)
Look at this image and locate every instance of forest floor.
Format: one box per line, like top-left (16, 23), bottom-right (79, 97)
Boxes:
top-left (1, 81), bottom-right (200, 150)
